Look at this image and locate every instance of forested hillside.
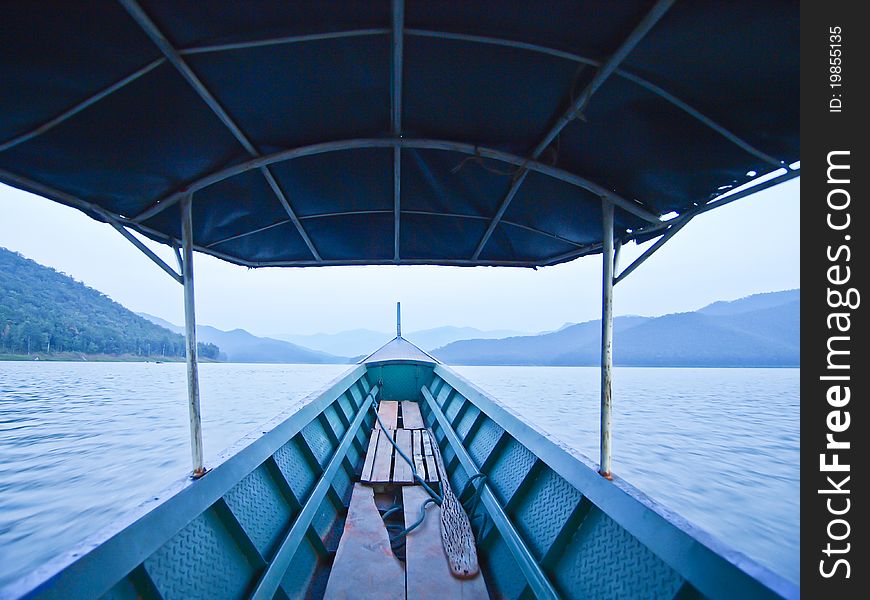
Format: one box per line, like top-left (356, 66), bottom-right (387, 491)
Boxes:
top-left (0, 247), bottom-right (218, 359)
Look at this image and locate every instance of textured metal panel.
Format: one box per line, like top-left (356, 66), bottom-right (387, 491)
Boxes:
top-left (273, 437), bottom-right (317, 502)
top-left (100, 576), bottom-right (141, 600)
top-left (451, 460), bottom-right (471, 500)
top-left (279, 536), bottom-right (319, 598)
top-left (376, 364), bottom-right (427, 400)
top-left (455, 404), bottom-right (481, 440)
top-left (222, 466), bottom-right (292, 558)
top-left (444, 392), bottom-right (465, 424)
top-left (344, 436), bottom-right (362, 468)
top-left (427, 376), bottom-right (444, 398)
top-left (322, 404), bottom-right (347, 439)
top-left (441, 439), bottom-right (457, 469)
top-left (144, 509), bottom-right (256, 600)
top-left (435, 383), bottom-right (453, 407)
top-left (467, 418), bottom-right (505, 466)
top-left (310, 495), bottom-right (340, 544)
top-left (481, 533), bottom-right (528, 600)
top-left (348, 383), bottom-right (364, 408)
top-left (487, 438), bottom-right (538, 506)
top-left (354, 426), bottom-right (370, 456)
top-left (301, 418), bottom-right (335, 468)
top-left (331, 461), bottom-right (353, 503)
top-left (552, 507), bottom-right (684, 600)
top-left (512, 468), bottom-right (583, 559)
top-left (337, 393), bottom-right (355, 423)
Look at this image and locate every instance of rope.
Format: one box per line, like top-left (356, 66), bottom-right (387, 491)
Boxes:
top-left (387, 497), bottom-right (437, 552)
top-left (458, 473), bottom-right (491, 540)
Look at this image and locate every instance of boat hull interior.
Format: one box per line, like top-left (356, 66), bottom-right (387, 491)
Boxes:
top-left (8, 350), bottom-right (796, 600)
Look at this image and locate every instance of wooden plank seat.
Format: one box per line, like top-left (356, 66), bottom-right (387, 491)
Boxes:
top-left (374, 400), bottom-right (399, 430)
top-left (325, 483), bottom-right (488, 599)
top-left (360, 427), bottom-right (440, 485)
top-left (361, 401), bottom-right (439, 485)
top-left (372, 399), bottom-right (425, 430)
top-left (401, 401), bottom-right (425, 428)
top-left (327, 414), bottom-right (487, 599)
top-left (403, 486), bottom-right (489, 598)
top-left (323, 484), bottom-right (405, 600)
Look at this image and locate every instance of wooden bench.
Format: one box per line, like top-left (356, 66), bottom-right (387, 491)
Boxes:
top-left (403, 486), bottom-right (489, 598)
top-left (372, 400), bottom-right (425, 430)
top-left (324, 483), bottom-right (488, 599)
top-left (361, 401), bottom-right (438, 485)
top-left (324, 401), bottom-right (487, 599)
top-left (323, 484), bottom-right (405, 600)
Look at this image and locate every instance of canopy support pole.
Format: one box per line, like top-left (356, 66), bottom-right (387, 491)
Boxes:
top-left (180, 194), bottom-right (205, 478)
top-left (599, 199), bottom-right (614, 479)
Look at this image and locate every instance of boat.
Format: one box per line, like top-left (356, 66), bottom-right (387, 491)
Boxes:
top-left (0, 2), bottom-right (799, 598)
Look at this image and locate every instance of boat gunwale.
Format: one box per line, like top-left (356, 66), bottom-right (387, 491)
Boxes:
top-left (432, 364), bottom-right (799, 600)
top-left (2, 364), bottom-right (368, 600)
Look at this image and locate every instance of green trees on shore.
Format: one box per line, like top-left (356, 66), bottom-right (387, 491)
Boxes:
top-left (1, 247), bottom-right (219, 359)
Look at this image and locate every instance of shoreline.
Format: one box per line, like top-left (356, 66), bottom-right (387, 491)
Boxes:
top-left (0, 353), bottom-right (218, 363)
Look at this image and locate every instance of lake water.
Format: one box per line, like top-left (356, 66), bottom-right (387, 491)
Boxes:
top-left (0, 362), bottom-right (799, 589)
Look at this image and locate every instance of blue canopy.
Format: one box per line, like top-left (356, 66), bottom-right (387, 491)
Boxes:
top-left (0, 1), bottom-right (799, 268)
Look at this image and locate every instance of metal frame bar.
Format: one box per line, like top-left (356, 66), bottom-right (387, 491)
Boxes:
top-left (179, 28), bottom-right (391, 55)
top-left (392, 0), bottom-right (404, 262)
top-left (421, 387), bottom-right (559, 600)
top-left (177, 26), bottom-right (785, 167)
top-left (0, 166), bottom-right (186, 283)
top-left (249, 384), bottom-right (379, 600)
top-left (1, 26), bottom-right (783, 170)
top-left (613, 217), bottom-right (692, 285)
top-left (205, 209), bottom-right (589, 251)
top-left (614, 167), bottom-right (801, 284)
top-left (0, 59), bottom-right (165, 154)
top-left (107, 220), bottom-right (183, 283)
top-left (472, 0), bottom-right (675, 260)
top-left (180, 195), bottom-right (205, 478)
top-left (402, 28), bottom-right (787, 166)
top-left (599, 200), bottom-right (615, 479)
top-left (131, 137), bottom-right (660, 225)
top-left (0, 164), bottom-right (798, 269)
top-left (117, 0), bottom-right (322, 262)
top-left (541, 0), bottom-right (676, 157)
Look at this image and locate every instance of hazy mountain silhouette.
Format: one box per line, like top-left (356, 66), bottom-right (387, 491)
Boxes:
top-left (138, 313), bottom-right (349, 364)
top-left (433, 291), bottom-right (799, 367)
top-left (273, 325), bottom-right (528, 355)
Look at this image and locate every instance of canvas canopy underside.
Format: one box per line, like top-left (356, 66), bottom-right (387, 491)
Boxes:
top-left (0, 1), bottom-right (799, 268)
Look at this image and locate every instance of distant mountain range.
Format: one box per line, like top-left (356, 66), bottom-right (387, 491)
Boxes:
top-left (272, 326), bottom-right (528, 356)
top-left (137, 313), bottom-right (350, 364)
top-left (433, 290), bottom-right (799, 367)
top-left (4, 243), bottom-right (797, 367)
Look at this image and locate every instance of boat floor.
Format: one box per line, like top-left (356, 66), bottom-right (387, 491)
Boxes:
top-left (324, 401), bottom-right (487, 598)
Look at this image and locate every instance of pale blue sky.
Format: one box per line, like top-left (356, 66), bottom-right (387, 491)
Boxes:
top-left (0, 178), bottom-right (799, 335)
